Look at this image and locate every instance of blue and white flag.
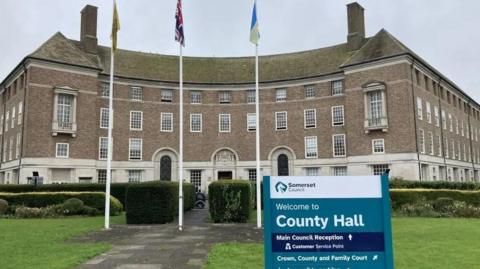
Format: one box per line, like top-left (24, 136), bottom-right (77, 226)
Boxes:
top-left (250, 0), bottom-right (260, 44)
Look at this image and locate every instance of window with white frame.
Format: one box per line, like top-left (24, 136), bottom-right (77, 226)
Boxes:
top-left (5, 111), bottom-right (9, 132)
top-left (419, 129), bottom-right (425, 153)
top-left (451, 139), bottom-right (455, 159)
top-left (8, 137), bottom-right (13, 160)
top-left (219, 114), bottom-right (231, 132)
top-left (417, 97), bottom-right (423, 120)
top-left (11, 107), bottom-right (15, 129)
top-left (455, 118), bottom-right (459, 134)
top-left (190, 91), bottom-right (202, 104)
top-left (333, 134), bottom-right (346, 157)
top-left (457, 141), bottom-right (460, 160)
top-left (441, 110), bottom-right (446, 129)
top-left (305, 136), bottom-right (318, 158)
top-left (461, 121), bottom-right (465, 137)
top-left (276, 88), bottom-right (287, 102)
top-left (57, 93), bottom-right (73, 124)
top-left (2, 140), bottom-right (6, 162)
top-left (372, 139), bottom-right (385, 154)
top-left (99, 137), bottom-right (108, 160)
top-left (304, 109), bottom-right (316, 128)
top-left (449, 114), bottom-right (453, 132)
top-left (56, 143), bottom-right (69, 158)
top-left (333, 166), bottom-right (347, 176)
top-left (437, 135), bottom-right (442, 157)
top-left (372, 164), bottom-right (389, 176)
top-left (331, 80), bottom-right (344, 95)
top-left (275, 111), bottom-right (287, 130)
top-left (0, 115), bottom-right (3, 134)
top-left (219, 91), bottom-right (231, 103)
top-left (305, 85), bottom-right (315, 99)
top-left (248, 169), bottom-right (257, 182)
top-left (429, 132), bottom-right (434, 155)
top-left (306, 167), bottom-right (318, 176)
top-left (434, 106), bottom-right (439, 127)
top-left (161, 89), bottom-right (173, 102)
top-left (97, 170), bottom-right (107, 184)
top-left (464, 144), bottom-right (467, 161)
top-left (130, 111), bottom-right (143, 131)
top-left (190, 170), bottom-right (202, 190)
top-left (246, 90), bottom-right (256, 103)
top-left (100, 108), bottom-right (110, 128)
top-left (365, 89), bottom-right (386, 125)
top-left (130, 87), bottom-right (143, 101)
top-left (128, 170), bottom-right (142, 182)
top-left (332, 106), bottom-right (344, 126)
top-left (129, 138), bottom-right (142, 160)
top-left (247, 113), bottom-right (256, 132)
top-left (100, 83), bottom-right (109, 98)
top-left (190, 114), bottom-right (202, 132)
top-left (160, 113), bottom-right (173, 132)
top-left (426, 102), bottom-right (431, 123)
top-left (15, 133), bottom-right (21, 159)
top-left (17, 102), bottom-right (22, 125)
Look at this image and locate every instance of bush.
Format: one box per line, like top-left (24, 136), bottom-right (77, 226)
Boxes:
top-left (62, 198), bottom-right (84, 215)
top-left (390, 189), bottom-right (480, 210)
top-left (0, 192), bottom-right (123, 216)
top-left (209, 180), bottom-right (251, 223)
top-left (390, 179), bottom-right (480, 190)
top-left (432, 197), bottom-right (455, 213)
top-left (125, 182), bottom-right (195, 224)
top-left (15, 206), bottom-right (42, 218)
top-left (0, 199), bottom-right (8, 215)
top-left (396, 200), bottom-right (439, 218)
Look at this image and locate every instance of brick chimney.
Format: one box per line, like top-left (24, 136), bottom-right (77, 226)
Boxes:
top-left (80, 5), bottom-right (98, 54)
top-left (347, 2), bottom-right (366, 51)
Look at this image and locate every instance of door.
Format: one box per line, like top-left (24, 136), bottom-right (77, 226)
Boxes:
top-left (218, 171), bottom-right (233, 180)
top-left (278, 154), bottom-right (289, 176)
top-left (160, 156), bottom-right (172, 181)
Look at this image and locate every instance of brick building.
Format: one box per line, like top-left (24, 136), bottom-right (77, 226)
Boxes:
top-left (1, 3), bottom-right (479, 189)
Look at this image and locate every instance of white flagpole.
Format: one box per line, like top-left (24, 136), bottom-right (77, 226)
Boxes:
top-left (255, 43), bottom-right (261, 229)
top-left (104, 38), bottom-right (115, 230)
top-left (178, 44), bottom-right (184, 231)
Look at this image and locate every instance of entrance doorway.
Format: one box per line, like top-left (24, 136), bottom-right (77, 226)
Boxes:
top-left (278, 154), bottom-right (289, 176)
top-left (218, 171), bottom-right (233, 180)
top-left (160, 156), bottom-right (172, 181)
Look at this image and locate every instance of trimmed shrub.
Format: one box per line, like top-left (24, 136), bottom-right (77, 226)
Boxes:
top-left (389, 179), bottom-right (480, 190)
top-left (390, 189), bottom-right (480, 210)
top-left (0, 192), bottom-right (123, 215)
top-left (0, 199), bottom-right (8, 215)
top-left (62, 198), bottom-right (85, 215)
top-left (15, 206), bottom-right (42, 218)
top-left (432, 197), bottom-right (455, 213)
top-left (125, 182), bottom-right (195, 224)
top-left (209, 180), bottom-right (251, 223)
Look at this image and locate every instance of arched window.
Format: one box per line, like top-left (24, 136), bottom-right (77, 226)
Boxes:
top-left (278, 154), bottom-right (289, 176)
top-left (160, 156), bottom-right (172, 181)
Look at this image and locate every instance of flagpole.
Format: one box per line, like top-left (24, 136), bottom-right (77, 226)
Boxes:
top-left (178, 44), bottom-right (184, 231)
top-left (255, 43), bottom-right (261, 229)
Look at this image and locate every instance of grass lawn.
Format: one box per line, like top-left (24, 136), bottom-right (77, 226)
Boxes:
top-left (0, 214), bottom-right (125, 269)
top-left (204, 218), bottom-right (480, 269)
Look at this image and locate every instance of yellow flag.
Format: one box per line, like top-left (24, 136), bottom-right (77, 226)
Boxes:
top-left (111, 0), bottom-right (121, 52)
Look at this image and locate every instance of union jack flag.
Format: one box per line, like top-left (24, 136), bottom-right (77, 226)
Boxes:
top-left (175, 0), bottom-right (185, 46)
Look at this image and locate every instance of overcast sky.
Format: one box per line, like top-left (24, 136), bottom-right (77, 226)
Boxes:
top-left (1, 0), bottom-right (479, 101)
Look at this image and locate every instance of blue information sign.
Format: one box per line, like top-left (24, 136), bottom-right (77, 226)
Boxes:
top-left (263, 175), bottom-right (394, 269)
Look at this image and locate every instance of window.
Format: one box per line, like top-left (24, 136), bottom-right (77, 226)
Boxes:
top-left (306, 167), bottom-right (319, 176)
top-left (372, 164), bottom-right (389, 176)
top-left (130, 87), bottom-right (143, 101)
top-left (456, 118), bottom-right (459, 134)
top-left (248, 169), bottom-right (257, 182)
top-left (11, 107), bottom-right (15, 129)
top-left (100, 83), bottom-right (109, 98)
top-left (190, 114), bottom-right (202, 132)
top-left (275, 111), bottom-right (287, 130)
top-left (161, 113), bottom-right (173, 132)
top-left (219, 91), bottom-right (231, 103)
top-left (247, 113), bottom-right (256, 132)
top-left (190, 91), bottom-right (202, 104)
top-left (18, 102), bottom-right (22, 125)
top-left (161, 89), bottom-right (173, 102)
top-left (219, 114), bottom-right (231, 132)
top-left (305, 85), bottom-right (315, 99)
top-left (5, 111), bottom-right (9, 132)
top-left (461, 121), bottom-right (465, 137)
top-left (99, 137), bottom-right (108, 160)
top-left (190, 170), bottom-right (202, 190)
top-left (130, 111), bottom-right (143, 131)
top-left (2, 141), bottom-right (6, 162)
top-left (333, 166), bottom-right (347, 176)
top-left (304, 109), bottom-right (316, 128)
top-left (449, 114), bottom-right (453, 132)
top-left (129, 138), bottom-right (142, 160)
top-left (333, 134), bottom-right (346, 157)
top-left (53, 88), bottom-right (77, 135)
top-left (276, 88), bottom-right (287, 102)
top-left (100, 108), bottom-right (110, 128)
top-left (305, 136), bottom-right (318, 158)
top-left (429, 132), bottom-right (434, 155)
top-left (372, 139), bottom-right (385, 154)
top-left (417, 97), bottom-right (423, 120)
top-left (0, 115), bottom-right (3, 134)
top-left (451, 139), bottom-right (455, 159)
top-left (419, 129), bottom-right (425, 153)
top-left (8, 137), bottom-right (13, 160)
top-left (128, 170), bottom-right (142, 182)
top-left (437, 135), bottom-right (442, 157)
top-left (56, 143), bottom-right (69, 158)
top-left (434, 106), bottom-right (439, 127)
top-left (57, 94), bottom-right (73, 124)
top-left (97, 170), bottom-right (107, 184)
top-left (246, 90), bottom-right (256, 103)
top-left (331, 106), bottom-right (344, 126)
top-left (441, 110), bottom-right (446, 129)
top-left (365, 88), bottom-right (386, 128)
top-left (426, 102), bottom-right (431, 123)
top-left (331, 80), bottom-right (344, 95)
top-left (15, 133), bottom-right (21, 159)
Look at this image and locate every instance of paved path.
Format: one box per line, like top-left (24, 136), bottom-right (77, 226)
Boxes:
top-left (75, 208), bottom-right (263, 269)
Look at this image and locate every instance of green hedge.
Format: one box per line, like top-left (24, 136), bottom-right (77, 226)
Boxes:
top-left (209, 180), bottom-right (251, 223)
top-left (0, 192), bottom-right (123, 215)
top-left (125, 182), bottom-right (195, 224)
top-left (389, 179), bottom-right (480, 190)
top-left (390, 189), bottom-right (480, 210)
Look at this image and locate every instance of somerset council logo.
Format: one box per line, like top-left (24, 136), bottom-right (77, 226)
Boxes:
top-left (275, 182), bottom-right (288, 193)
